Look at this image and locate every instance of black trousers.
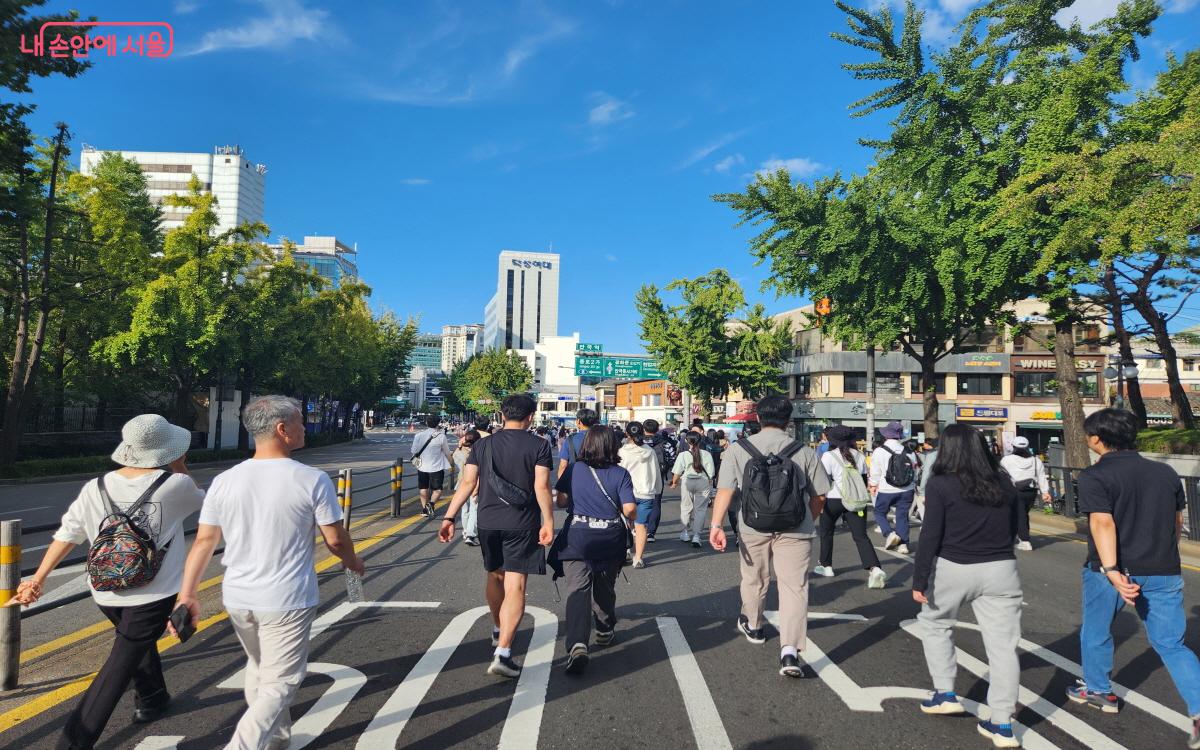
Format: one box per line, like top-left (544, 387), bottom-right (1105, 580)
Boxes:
top-left (58, 595), bottom-right (176, 750)
top-left (562, 560), bottom-right (621, 649)
top-left (1016, 487), bottom-right (1038, 542)
top-left (818, 496), bottom-right (880, 570)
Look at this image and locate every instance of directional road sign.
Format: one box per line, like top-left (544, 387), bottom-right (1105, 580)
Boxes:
top-left (575, 356), bottom-right (604, 377)
top-left (575, 343), bottom-right (603, 355)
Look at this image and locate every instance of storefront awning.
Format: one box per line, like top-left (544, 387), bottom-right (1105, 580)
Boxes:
top-left (1017, 422), bottom-right (1063, 430)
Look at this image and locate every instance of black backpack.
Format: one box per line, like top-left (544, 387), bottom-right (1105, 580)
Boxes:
top-left (883, 446), bottom-right (915, 487)
top-left (652, 434), bottom-right (677, 475)
top-left (739, 440), bottom-right (807, 532)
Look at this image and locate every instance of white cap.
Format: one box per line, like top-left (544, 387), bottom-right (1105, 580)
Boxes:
top-left (1012, 436), bottom-right (1030, 449)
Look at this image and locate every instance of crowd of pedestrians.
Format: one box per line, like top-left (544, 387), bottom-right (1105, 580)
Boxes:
top-left (11, 392), bottom-right (1200, 749)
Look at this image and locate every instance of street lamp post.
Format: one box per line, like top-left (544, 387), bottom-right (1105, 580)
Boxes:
top-left (1103, 359), bottom-right (1139, 410)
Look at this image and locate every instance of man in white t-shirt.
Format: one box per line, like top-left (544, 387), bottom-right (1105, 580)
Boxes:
top-left (176, 395), bottom-right (364, 750)
top-left (411, 415), bottom-right (453, 517)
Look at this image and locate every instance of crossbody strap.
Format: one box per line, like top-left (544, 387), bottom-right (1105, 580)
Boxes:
top-left (413, 432), bottom-right (435, 459)
top-left (587, 466), bottom-right (631, 532)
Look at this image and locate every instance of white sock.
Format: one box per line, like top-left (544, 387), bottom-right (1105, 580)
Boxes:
top-left (781, 646), bottom-right (798, 659)
top-left (495, 646), bottom-right (511, 658)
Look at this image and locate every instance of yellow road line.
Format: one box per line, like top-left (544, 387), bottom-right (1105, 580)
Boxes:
top-left (0, 501), bottom-right (431, 733)
top-left (19, 503), bottom-right (404, 665)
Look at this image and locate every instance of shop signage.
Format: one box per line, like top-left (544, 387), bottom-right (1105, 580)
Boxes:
top-left (964, 355), bottom-right (1004, 367)
top-left (1030, 410), bottom-right (1062, 420)
top-left (1013, 357), bottom-right (1101, 372)
top-left (956, 406), bottom-right (1008, 421)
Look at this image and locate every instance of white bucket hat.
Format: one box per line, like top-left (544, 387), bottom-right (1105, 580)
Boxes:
top-left (111, 414), bottom-right (193, 469)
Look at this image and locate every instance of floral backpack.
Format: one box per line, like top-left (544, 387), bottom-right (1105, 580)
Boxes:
top-left (86, 472), bottom-right (172, 592)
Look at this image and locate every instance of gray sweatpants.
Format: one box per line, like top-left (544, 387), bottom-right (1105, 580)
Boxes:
top-left (918, 557), bottom-right (1022, 725)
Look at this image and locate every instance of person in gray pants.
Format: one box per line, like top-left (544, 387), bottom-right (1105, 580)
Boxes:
top-left (912, 424), bottom-right (1023, 749)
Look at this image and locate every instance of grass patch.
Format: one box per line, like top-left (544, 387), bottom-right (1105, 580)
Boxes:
top-left (1137, 428), bottom-right (1200, 456)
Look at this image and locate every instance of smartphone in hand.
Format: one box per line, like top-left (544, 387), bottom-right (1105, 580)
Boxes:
top-left (170, 604), bottom-right (196, 643)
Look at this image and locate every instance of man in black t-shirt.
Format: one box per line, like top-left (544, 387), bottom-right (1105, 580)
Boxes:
top-left (439, 394), bottom-right (553, 679)
top-left (1068, 408), bottom-right (1200, 745)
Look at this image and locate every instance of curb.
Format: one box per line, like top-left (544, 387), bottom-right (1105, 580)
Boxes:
top-left (1029, 512), bottom-right (1200, 567)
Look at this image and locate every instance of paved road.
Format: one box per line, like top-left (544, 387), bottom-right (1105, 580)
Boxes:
top-left (2, 436), bottom-right (1196, 749)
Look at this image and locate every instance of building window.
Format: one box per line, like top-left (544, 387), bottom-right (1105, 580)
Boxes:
top-left (843, 372), bottom-right (901, 394)
top-left (958, 374), bottom-right (1002, 396)
top-left (519, 270), bottom-right (526, 349)
top-left (540, 401), bottom-right (557, 412)
top-left (505, 269), bottom-right (514, 349)
top-left (1186, 359), bottom-right (1196, 372)
top-left (536, 272), bottom-right (542, 344)
top-left (909, 373), bottom-right (946, 394)
top-left (794, 374), bottom-right (812, 397)
top-left (1014, 372), bottom-right (1099, 398)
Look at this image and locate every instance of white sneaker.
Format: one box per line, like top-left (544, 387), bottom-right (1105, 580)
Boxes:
top-left (1016, 540), bottom-right (1033, 551)
top-left (897, 544), bottom-right (911, 555)
top-left (867, 566), bottom-right (887, 589)
top-left (680, 529), bottom-right (691, 542)
top-left (874, 525), bottom-right (883, 536)
top-left (812, 565), bottom-right (835, 578)
top-left (885, 532), bottom-right (901, 550)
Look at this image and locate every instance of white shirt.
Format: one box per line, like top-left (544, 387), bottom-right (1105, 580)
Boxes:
top-left (821, 449), bottom-right (867, 500)
top-left (869, 439), bottom-right (918, 492)
top-left (1000, 454), bottom-right (1049, 494)
top-left (411, 428), bottom-right (451, 472)
top-left (54, 471), bottom-right (204, 607)
top-left (199, 458), bottom-right (342, 611)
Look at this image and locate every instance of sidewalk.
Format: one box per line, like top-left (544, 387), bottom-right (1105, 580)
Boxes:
top-left (1030, 512), bottom-right (1200, 569)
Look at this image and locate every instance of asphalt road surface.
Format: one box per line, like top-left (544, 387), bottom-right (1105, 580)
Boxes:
top-left (2, 433), bottom-right (1197, 749)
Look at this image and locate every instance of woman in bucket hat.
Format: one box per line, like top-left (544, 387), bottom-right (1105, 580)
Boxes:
top-left (9, 414), bottom-right (204, 749)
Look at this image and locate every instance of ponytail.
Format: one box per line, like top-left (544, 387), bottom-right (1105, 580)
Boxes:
top-left (685, 432), bottom-right (704, 473)
top-left (626, 421), bottom-right (646, 447)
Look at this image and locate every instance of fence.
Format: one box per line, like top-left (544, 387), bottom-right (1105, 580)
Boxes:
top-left (0, 456), bottom-right (447, 688)
top-left (1045, 462), bottom-right (1200, 542)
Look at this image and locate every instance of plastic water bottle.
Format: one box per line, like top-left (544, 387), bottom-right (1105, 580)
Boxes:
top-left (344, 569), bottom-right (364, 603)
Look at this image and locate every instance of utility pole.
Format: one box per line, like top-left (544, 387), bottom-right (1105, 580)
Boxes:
top-left (866, 343), bottom-right (877, 442)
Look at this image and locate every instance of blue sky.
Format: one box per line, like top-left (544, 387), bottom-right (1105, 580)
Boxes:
top-left (22, 0), bottom-right (1200, 352)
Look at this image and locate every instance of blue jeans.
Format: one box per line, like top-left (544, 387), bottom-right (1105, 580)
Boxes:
top-left (634, 497), bottom-right (658, 526)
top-left (874, 489), bottom-right (914, 543)
top-left (647, 492), bottom-right (662, 536)
top-left (1080, 567), bottom-right (1200, 716)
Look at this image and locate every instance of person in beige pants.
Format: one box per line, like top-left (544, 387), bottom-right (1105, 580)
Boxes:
top-left (708, 394), bottom-right (829, 678)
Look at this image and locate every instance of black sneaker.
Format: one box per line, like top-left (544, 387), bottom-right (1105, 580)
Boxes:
top-left (565, 643), bottom-right (590, 675)
top-left (779, 654), bottom-right (804, 678)
top-left (737, 615), bottom-right (766, 644)
top-left (487, 654), bottom-right (521, 678)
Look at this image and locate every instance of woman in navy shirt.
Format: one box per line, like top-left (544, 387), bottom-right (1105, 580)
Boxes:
top-left (549, 424), bottom-right (636, 675)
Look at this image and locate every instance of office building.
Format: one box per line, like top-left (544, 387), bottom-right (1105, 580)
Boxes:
top-left (407, 333), bottom-right (443, 374)
top-left (512, 333), bottom-right (598, 423)
top-left (441, 324), bottom-right (484, 372)
top-left (80, 144), bottom-right (266, 233)
top-left (483, 250), bottom-right (560, 351)
top-left (268, 235), bottom-right (358, 288)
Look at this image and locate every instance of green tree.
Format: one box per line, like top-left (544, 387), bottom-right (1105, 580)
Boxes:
top-left (636, 269), bottom-right (791, 418)
top-left (463, 349), bottom-right (533, 415)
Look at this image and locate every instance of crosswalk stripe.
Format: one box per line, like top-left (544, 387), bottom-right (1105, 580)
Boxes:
top-left (655, 616), bottom-right (733, 750)
top-left (132, 736), bottom-right (185, 750)
top-left (498, 607), bottom-right (557, 750)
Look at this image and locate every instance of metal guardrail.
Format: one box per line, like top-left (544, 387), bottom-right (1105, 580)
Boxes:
top-left (1046, 462), bottom-right (1200, 542)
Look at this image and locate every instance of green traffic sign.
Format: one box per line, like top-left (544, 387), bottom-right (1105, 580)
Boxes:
top-left (575, 356), bottom-right (604, 376)
top-left (576, 342), bottom-right (603, 354)
top-left (575, 355), bottom-right (666, 379)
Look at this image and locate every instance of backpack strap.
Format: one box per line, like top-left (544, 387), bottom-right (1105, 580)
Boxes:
top-left (778, 441), bottom-right (804, 460)
top-left (568, 435), bottom-right (579, 464)
top-left (98, 471), bottom-right (171, 518)
top-left (740, 440), bottom-right (765, 460)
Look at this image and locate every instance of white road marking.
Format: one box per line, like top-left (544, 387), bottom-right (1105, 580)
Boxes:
top-left (0, 505), bottom-right (52, 517)
top-left (947, 620), bottom-right (1191, 733)
top-left (498, 607), bottom-right (557, 750)
top-left (132, 736), bottom-right (185, 750)
top-left (656, 616), bottom-right (734, 750)
top-left (899, 619), bottom-right (1128, 750)
top-left (288, 663), bottom-right (368, 749)
top-left (764, 611), bottom-right (882, 712)
top-left (356, 605), bottom-right (492, 749)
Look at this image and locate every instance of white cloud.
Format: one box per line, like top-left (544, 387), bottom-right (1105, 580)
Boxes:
top-left (937, 0), bottom-right (979, 13)
top-left (174, 0), bottom-right (199, 13)
top-left (604, 254), bottom-right (618, 262)
top-left (756, 156), bottom-right (825, 179)
top-left (1166, 0), bottom-right (1200, 11)
top-left (184, 0), bottom-right (327, 56)
top-left (1053, 0), bottom-right (1121, 29)
top-left (677, 130), bottom-right (748, 171)
top-left (588, 93), bottom-right (635, 126)
top-left (362, 7), bottom-right (573, 105)
top-left (713, 153), bottom-right (745, 173)
top-left (400, 178), bottom-right (431, 186)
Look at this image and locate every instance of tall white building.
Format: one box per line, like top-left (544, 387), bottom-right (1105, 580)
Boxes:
top-left (483, 250), bottom-right (560, 351)
top-left (79, 144), bottom-right (266, 233)
top-left (513, 333), bottom-right (599, 423)
top-left (441, 324), bottom-right (484, 372)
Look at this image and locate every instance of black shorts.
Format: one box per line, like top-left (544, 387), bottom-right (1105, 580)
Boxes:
top-left (479, 528), bottom-right (546, 575)
top-left (418, 470), bottom-right (445, 491)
